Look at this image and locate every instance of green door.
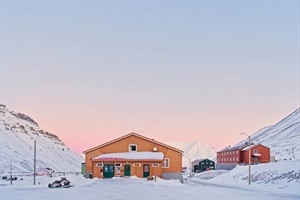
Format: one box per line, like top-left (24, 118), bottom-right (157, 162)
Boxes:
top-left (143, 164), bottom-right (150, 178)
top-left (124, 164), bottom-right (130, 176)
top-left (103, 164), bottom-right (114, 178)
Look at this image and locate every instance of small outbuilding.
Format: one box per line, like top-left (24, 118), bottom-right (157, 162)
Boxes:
top-left (192, 159), bottom-right (215, 173)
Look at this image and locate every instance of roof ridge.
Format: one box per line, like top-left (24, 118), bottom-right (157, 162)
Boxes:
top-left (83, 132), bottom-right (183, 154)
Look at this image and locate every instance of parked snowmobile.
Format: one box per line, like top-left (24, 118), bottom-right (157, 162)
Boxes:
top-left (48, 177), bottom-right (72, 188)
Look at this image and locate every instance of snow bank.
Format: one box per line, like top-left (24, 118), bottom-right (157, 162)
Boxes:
top-left (208, 159), bottom-right (300, 195)
top-left (92, 152), bottom-right (164, 161)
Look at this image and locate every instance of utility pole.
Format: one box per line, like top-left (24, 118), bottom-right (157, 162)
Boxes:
top-left (10, 159), bottom-right (12, 185)
top-left (189, 158), bottom-right (192, 179)
top-left (241, 133), bottom-right (251, 185)
top-left (33, 140), bottom-right (36, 185)
top-left (248, 135), bottom-right (251, 185)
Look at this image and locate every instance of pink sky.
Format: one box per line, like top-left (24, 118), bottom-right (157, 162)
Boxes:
top-left (5, 102), bottom-right (297, 154)
top-left (1, 2), bottom-right (298, 154)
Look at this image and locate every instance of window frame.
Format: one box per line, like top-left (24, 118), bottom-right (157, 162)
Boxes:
top-left (128, 144), bottom-right (137, 152)
top-left (162, 158), bottom-right (170, 168)
top-left (253, 149), bottom-right (258, 154)
top-left (96, 163), bottom-right (103, 167)
top-left (152, 163), bottom-right (160, 167)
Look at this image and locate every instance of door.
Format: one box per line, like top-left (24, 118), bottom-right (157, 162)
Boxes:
top-left (143, 164), bottom-right (150, 178)
top-left (103, 164), bottom-right (114, 178)
top-left (124, 164), bottom-right (131, 176)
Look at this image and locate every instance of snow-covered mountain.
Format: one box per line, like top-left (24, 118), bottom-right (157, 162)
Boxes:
top-left (0, 104), bottom-right (83, 174)
top-left (234, 108), bottom-right (300, 160)
top-left (167, 141), bottom-right (216, 167)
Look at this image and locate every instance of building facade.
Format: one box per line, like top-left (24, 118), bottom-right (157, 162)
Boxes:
top-left (217, 143), bottom-right (270, 168)
top-left (83, 132), bottom-right (183, 180)
top-left (192, 159), bottom-right (215, 173)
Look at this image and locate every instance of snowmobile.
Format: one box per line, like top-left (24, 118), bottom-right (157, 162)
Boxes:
top-left (48, 177), bottom-right (72, 188)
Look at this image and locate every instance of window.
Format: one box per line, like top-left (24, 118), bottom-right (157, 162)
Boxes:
top-left (129, 144), bottom-right (137, 152)
top-left (236, 150), bottom-right (238, 154)
top-left (233, 157), bottom-right (235, 161)
top-left (236, 157), bottom-right (239, 161)
top-left (115, 164), bottom-right (122, 173)
top-left (152, 163), bottom-right (159, 167)
top-left (162, 158), bottom-right (170, 168)
top-left (133, 163), bottom-right (141, 167)
top-left (96, 163), bottom-right (103, 167)
top-left (253, 149), bottom-right (258, 154)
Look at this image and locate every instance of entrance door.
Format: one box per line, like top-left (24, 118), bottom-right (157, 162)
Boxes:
top-left (124, 164), bottom-right (131, 176)
top-left (143, 164), bottom-right (150, 178)
top-left (103, 164), bottom-right (114, 178)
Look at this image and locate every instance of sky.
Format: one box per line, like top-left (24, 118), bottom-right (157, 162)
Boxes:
top-left (0, 0), bottom-right (299, 153)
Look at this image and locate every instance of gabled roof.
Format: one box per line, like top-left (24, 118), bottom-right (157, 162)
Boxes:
top-left (242, 143), bottom-right (270, 151)
top-left (83, 132), bottom-right (183, 154)
top-left (218, 143), bottom-right (269, 153)
top-left (192, 158), bottom-right (214, 165)
top-left (217, 143), bottom-right (252, 153)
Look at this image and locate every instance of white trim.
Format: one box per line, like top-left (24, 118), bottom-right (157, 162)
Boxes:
top-left (96, 163), bottom-right (103, 167)
top-left (152, 163), bottom-right (160, 167)
top-left (128, 144), bottom-right (137, 152)
top-left (162, 158), bottom-right (170, 168)
top-left (115, 164), bottom-right (121, 173)
top-left (133, 163), bottom-right (141, 167)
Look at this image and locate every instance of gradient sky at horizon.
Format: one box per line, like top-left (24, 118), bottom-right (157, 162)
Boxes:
top-left (1, 1), bottom-right (299, 153)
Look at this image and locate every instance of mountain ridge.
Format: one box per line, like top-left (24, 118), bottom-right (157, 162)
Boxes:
top-left (0, 104), bottom-right (83, 174)
top-left (234, 107), bottom-right (300, 160)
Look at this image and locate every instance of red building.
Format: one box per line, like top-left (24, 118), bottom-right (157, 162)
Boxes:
top-left (217, 143), bottom-right (270, 165)
top-left (241, 144), bottom-right (270, 164)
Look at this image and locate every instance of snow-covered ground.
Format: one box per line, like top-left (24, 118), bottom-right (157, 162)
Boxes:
top-left (0, 104), bottom-right (83, 174)
top-left (1, 172), bottom-right (299, 200)
top-left (207, 159), bottom-right (300, 195)
top-left (234, 108), bottom-right (300, 160)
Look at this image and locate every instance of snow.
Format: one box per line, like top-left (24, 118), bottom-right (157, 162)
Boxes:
top-left (242, 144), bottom-right (258, 151)
top-left (0, 105), bottom-right (83, 174)
top-left (92, 152), bottom-right (164, 161)
top-left (1, 105), bottom-right (299, 199)
top-left (206, 159), bottom-right (300, 195)
top-left (167, 141), bottom-right (216, 167)
top-left (234, 108), bottom-right (300, 160)
top-left (0, 171), bottom-right (299, 200)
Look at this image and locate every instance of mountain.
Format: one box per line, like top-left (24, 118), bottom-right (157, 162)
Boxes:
top-left (0, 104), bottom-right (83, 174)
top-left (167, 141), bottom-right (216, 167)
top-left (234, 108), bottom-right (300, 160)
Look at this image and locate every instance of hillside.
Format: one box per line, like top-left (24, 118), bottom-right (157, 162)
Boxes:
top-left (234, 108), bottom-right (300, 160)
top-left (167, 141), bottom-right (216, 167)
top-left (0, 104), bottom-right (83, 174)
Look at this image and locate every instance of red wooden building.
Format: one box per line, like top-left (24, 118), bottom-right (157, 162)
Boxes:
top-left (217, 143), bottom-right (270, 165)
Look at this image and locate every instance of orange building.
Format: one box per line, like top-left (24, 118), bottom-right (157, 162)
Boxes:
top-left (83, 132), bottom-right (183, 181)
